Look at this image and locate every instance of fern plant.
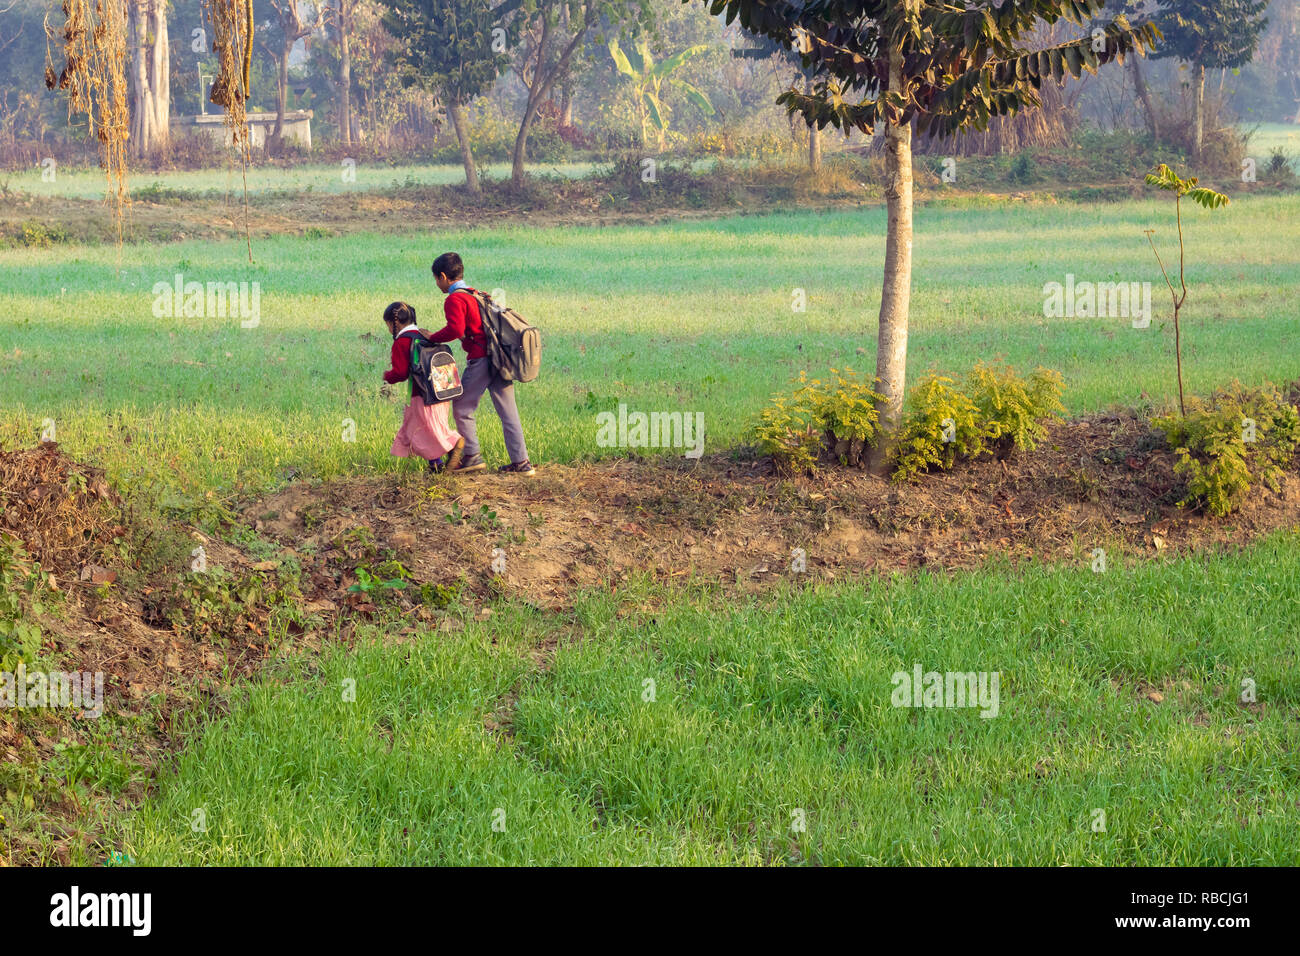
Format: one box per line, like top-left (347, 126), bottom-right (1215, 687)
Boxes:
top-left (1155, 382), bottom-right (1300, 516)
top-left (968, 363), bottom-right (1066, 453)
top-left (0, 534), bottom-right (46, 670)
top-left (806, 369), bottom-right (887, 468)
top-left (752, 369), bottom-right (885, 474)
top-left (753, 377), bottom-right (824, 476)
top-left (892, 375), bottom-right (991, 482)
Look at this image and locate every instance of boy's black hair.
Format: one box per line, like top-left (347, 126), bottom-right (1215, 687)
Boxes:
top-left (384, 301), bottom-right (416, 327)
top-left (431, 252), bottom-right (464, 281)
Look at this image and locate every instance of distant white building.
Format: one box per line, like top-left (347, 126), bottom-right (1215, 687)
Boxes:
top-left (173, 110), bottom-right (313, 151)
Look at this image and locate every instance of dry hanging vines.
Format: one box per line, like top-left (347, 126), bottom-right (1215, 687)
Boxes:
top-left (44, 0), bottom-right (130, 239)
top-left (205, 0), bottom-right (256, 259)
top-left (205, 0), bottom-right (254, 144)
top-left (43, 0), bottom-right (255, 256)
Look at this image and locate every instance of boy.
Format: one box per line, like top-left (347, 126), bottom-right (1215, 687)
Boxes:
top-left (426, 252), bottom-right (535, 476)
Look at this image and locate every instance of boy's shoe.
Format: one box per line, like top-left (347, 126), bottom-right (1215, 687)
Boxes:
top-left (444, 438), bottom-right (465, 473)
top-left (498, 460), bottom-right (536, 476)
top-left (452, 453), bottom-right (487, 474)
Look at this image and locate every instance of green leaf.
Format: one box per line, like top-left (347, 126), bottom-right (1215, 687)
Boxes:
top-left (676, 81), bottom-right (715, 115)
top-left (607, 39), bottom-right (638, 80)
top-left (1186, 187), bottom-right (1230, 209)
top-left (656, 44), bottom-right (709, 78)
top-left (644, 92), bottom-right (665, 131)
top-left (634, 38), bottom-right (654, 75)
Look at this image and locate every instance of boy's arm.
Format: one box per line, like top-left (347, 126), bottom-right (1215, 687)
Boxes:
top-left (383, 338), bottom-right (410, 384)
top-left (425, 295), bottom-right (468, 345)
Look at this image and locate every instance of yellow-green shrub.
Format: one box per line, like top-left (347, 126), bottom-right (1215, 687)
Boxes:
top-left (753, 382), bottom-right (823, 476)
top-left (1154, 382), bottom-right (1300, 516)
top-left (807, 369), bottom-right (887, 468)
top-left (969, 363), bottom-right (1066, 452)
top-left (752, 369), bottom-right (885, 474)
top-left (891, 374), bottom-right (992, 482)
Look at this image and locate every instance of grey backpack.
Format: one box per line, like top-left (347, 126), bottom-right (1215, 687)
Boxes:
top-left (466, 288), bottom-right (541, 384)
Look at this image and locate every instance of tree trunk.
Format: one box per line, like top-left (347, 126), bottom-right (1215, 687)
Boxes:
top-left (1192, 61), bottom-right (1205, 161)
top-left (1128, 55), bottom-right (1158, 141)
top-left (338, 0), bottom-right (352, 147)
top-left (511, 104), bottom-right (537, 188)
top-left (449, 97), bottom-right (479, 194)
top-left (806, 73), bottom-right (821, 171)
top-left (868, 50), bottom-right (914, 476)
top-left (274, 38), bottom-right (291, 144)
top-left (128, 0), bottom-right (169, 159)
top-left (512, 16), bottom-right (551, 188)
top-left (560, 81), bottom-right (573, 126)
top-left (511, 9), bottom-right (589, 187)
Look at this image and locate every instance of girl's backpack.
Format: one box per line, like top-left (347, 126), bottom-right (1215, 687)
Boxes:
top-left (399, 331), bottom-right (463, 404)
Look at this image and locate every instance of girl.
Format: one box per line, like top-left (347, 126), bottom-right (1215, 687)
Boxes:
top-left (382, 301), bottom-right (465, 473)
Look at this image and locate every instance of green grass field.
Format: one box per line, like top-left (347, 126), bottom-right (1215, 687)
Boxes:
top-left (118, 531), bottom-right (1300, 865)
top-left (3, 195), bottom-right (1298, 503)
top-left (1244, 122), bottom-right (1300, 169)
top-left (6, 194), bottom-right (1299, 866)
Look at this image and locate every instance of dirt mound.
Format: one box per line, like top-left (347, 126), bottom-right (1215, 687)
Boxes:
top-left (0, 443), bottom-right (119, 575)
top-left (0, 446), bottom-right (276, 864)
top-left (245, 412), bottom-right (1300, 615)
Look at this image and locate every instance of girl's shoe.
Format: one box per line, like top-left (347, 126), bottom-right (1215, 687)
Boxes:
top-left (444, 438), bottom-right (465, 473)
top-left (498, 460), bottom-right (536, 476)
top-left (452, 453), bottom-right (487, 474)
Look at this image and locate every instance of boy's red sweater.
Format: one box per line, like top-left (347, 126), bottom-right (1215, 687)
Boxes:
top-left (426, 288), bottom-right (488, 360)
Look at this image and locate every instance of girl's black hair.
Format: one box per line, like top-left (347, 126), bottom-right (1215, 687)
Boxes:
top-left (384, 301), bottom-right (416, 327)
top-left (431, 252), bottom-right (464, 281)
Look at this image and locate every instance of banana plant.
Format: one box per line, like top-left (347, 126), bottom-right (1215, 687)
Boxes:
top-left (607, 37), bottom-right (715, 151)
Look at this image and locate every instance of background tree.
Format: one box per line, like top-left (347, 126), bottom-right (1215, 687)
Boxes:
top-left (329, 0), bottom-right (355, 145)
top-left (128, 0), bottom-right (170, 157)
top-left (732, 33), bottom-right (820, 169)
top-left (701, 0), bottom-right (1157, 472)
top-left (0, 0), bottom-right (63, 158)
top-left (505, 0), bottom-right (648, 187)
top-left (1152, 0), bottom-right (1270, 160)
top-left (378, 0), bottom-right (508, 192)
top-left (256, 0), bottom-right (320, 146)
top-left (1236, 0), bottom-right (1299, 123)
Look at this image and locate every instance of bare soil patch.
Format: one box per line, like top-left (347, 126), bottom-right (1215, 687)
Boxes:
top-left (250, 412), bottom-right (1300, 615)
top-left (0, 178), bottom-right (865, 247)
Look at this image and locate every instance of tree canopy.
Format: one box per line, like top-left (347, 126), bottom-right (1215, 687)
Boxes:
top-left (1151, 0), bottom-right (1270, 70)
top-left (700, 0), bottom-right (1161, 137)
top-left (377, 0), bottom-right (510, 102)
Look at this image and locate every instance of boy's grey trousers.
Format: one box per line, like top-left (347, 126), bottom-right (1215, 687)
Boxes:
top-left (453, 357), bottom-right (529, 464)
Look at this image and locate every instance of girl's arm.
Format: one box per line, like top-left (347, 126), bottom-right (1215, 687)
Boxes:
top-left (383, 337), bottom-right (411, 384)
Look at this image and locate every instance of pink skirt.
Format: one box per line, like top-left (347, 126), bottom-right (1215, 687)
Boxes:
top-left (391, 395), bottom-right (461, 461)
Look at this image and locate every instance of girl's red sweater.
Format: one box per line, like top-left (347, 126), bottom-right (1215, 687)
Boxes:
top-left (383, 329), bottom-right (429, 385)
